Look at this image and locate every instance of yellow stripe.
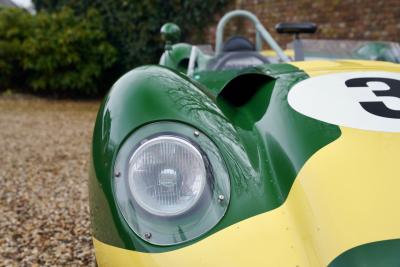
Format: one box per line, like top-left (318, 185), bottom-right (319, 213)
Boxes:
top-left (94, 61), bottom-right (400, 267)
top-left (291, 59), bottom-right (400, 76)
top-left (261, 49), bottom-right (294, 58)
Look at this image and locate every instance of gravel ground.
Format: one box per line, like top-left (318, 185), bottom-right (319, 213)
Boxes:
top-left (0, 95), bottom-right (100, 266)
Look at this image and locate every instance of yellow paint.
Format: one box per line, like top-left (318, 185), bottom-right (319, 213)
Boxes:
top-left (291, 59), bottom-right (400, 76)
top-left (94, 61), bottom-right (400, 266)
top-left (262, 49), bottom-right (294, 58)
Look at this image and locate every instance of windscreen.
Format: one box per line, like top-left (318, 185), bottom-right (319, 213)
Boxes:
top-left (188, 45), bottom-right (269, 75)
top-left (288, 39), bottom-right (400, 63)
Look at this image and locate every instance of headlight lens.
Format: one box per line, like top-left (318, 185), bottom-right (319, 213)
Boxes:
top-left (113, 122), bottom-right (230, 246)
top-left (129, 136), bottom-right (206, 216)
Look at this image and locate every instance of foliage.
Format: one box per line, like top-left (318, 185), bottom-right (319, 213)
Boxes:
top-left (22, 8), bottom-right (116, 96)
top-left (0, 8), bottom-right (31, 89)
top-left (1, 1), bottom-right (229, 97)
top-left (0, 7), bottom-right (116, 96)
top-left (32, 0), bottom-right (230, 72)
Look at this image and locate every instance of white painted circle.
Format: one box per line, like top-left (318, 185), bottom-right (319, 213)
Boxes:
top-left (288, 72), bottom-right (400, 132)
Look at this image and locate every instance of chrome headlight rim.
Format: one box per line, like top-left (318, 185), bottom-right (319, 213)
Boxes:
top-left (113, 122), bottom-right (230, 246)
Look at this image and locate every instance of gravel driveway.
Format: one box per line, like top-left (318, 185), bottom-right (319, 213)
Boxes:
top-left (0, 95), bottom-right (100, 266)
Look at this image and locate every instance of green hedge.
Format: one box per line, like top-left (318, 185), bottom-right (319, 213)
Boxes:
top-left (33, 0), bottom-right (230, 75)
top-left (0, 7), bottom-right (116, 96)
top-left (0, 8), bottom-right (31, 90)
top-left (1, 2), bottom-right (230, 97)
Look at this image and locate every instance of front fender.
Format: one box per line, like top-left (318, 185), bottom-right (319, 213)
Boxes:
top-left (90, 65), bottom-right (258, 252)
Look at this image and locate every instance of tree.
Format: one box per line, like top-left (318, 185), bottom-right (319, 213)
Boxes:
top-left (0, 7), bottom-right (117, 96)
top-left (32, 0), bottom-right (230, 72)
top-left (0, 8), bottom-right (31, 89)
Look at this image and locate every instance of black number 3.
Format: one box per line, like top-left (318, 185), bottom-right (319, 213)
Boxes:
top-left (345, 77), bottom-right (400, 119)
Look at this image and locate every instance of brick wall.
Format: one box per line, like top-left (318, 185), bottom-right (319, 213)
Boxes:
top-left (205, 0), bottom-right (400, 49)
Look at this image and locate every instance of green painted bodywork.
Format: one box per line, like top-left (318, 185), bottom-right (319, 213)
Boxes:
top-left (329, 239), bottom-right (400, 267)
top-left (89, 62), bottom-right (341, 253)
top-left (160, 23), bottom-right (181, 47)
top-left (159, 43), bottom-right (192, 73)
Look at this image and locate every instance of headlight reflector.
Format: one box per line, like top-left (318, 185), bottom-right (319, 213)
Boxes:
top-left (129, 136), bottom-right (206, 216)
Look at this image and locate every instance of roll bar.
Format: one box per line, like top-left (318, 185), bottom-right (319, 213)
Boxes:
top-left (215, 10), bottom-right (290, 62)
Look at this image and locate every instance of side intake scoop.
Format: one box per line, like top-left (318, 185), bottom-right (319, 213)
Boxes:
top-left (218, 72), bottom-right (275, 107)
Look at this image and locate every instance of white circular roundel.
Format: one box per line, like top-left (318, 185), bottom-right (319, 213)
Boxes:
top-left (288, 72), bottom-right (400, 132)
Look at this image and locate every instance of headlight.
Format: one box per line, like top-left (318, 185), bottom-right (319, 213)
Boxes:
top-left (113, 122), bottom-right (230, 246)
top-left (128, 136), bottom-right (206, 216)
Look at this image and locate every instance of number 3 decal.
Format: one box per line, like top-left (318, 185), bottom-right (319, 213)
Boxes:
top-left (345, 78), bottom-right (400, 119)
top-left (288, 72), bottom-right (400, 132)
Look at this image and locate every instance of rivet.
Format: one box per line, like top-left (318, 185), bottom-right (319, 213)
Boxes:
top-left (194, 131), bottom-right (200, 137)
top-left (144, 232), bottom-right (152, 239)
top-left (218, 195), bottom-right (225, 202)
top-left (115, 171), bottom-right (121, 178)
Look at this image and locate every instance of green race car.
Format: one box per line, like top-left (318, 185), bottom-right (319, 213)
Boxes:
top-left (90, 10), bottom-right (400, 267)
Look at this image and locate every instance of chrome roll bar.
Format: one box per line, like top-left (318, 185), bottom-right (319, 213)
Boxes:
top-left (215, 10), bottom-right (290, 62)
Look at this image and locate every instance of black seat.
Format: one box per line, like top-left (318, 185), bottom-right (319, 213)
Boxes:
top-left (208, 51), bottom-right (269, 70)
top-left (222, 36), bottom-right (255, 52)
top-left (208, 36), bottom-right (268, 70)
